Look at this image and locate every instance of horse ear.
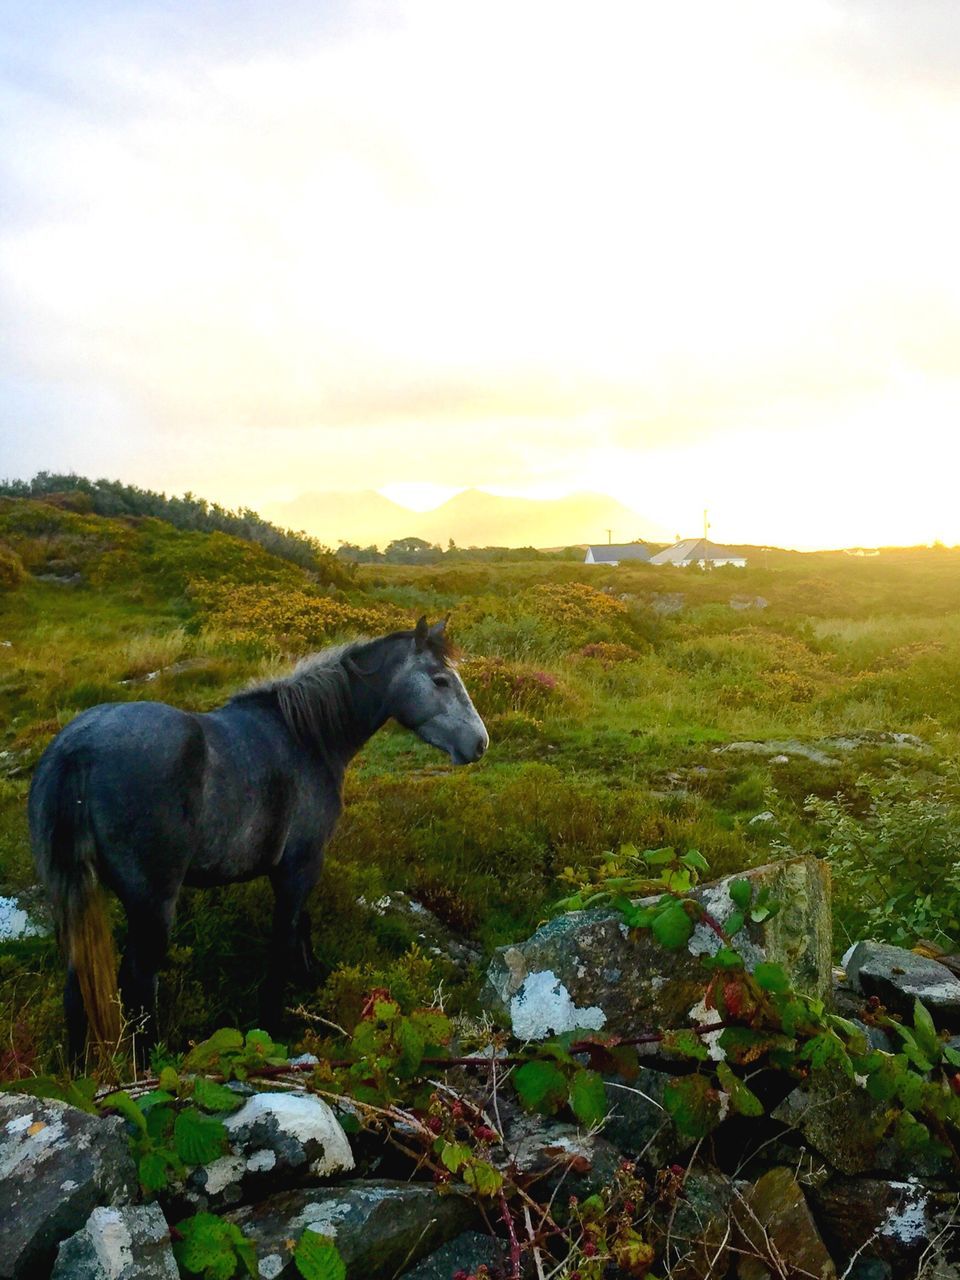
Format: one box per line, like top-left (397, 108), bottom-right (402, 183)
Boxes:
top-left (428, 617), bottom-right (447, 638)
top-left (414, 616), bottom-right (429, 650)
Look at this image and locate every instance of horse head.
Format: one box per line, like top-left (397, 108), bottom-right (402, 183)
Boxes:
top-left (386, 617), bottom-right (489, 765)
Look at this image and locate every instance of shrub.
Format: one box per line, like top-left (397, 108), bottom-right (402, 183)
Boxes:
top-left (804, 768), bottom-right (960, 951)
top-left (579, 641), bottom-right (642, 665)
top-left (191, 582), bottom-right (409, 653)
top-left (0, 543), bottom-right (25, 591)
top-left (458, 656), bottom-right (566, 717)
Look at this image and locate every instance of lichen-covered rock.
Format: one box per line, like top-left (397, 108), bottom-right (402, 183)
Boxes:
top-left (602, 1069), bottom-right (686, 1167)
top-left (359, 891), bottom-right (481, 974)
top-left (665, 1168), bottom-right (736, 1280)
top-left (482, 857), bottom-right (831, 1040)
top-left (844, 941), bottom-right (960, 1029)
top-left (399, 1231), bottom-right (505, 1279)
top-left (51, 1204), bottom-right (178, 1279)
top-left (810, 1178), bottom-right (960, 1274)
top-left (771, 1074), bottom-right (893, 1178)
top-left (224, 1180), bottom-right (476, 1278)
top-left (735, 1166), bottom-right (836, 1280)
top-left (490, 1111), bottom-right (621, 1198)
top-left (176, 1091), bottom-right (355, 1213)
top-left (0, 1093), bottom-right (137, 1279)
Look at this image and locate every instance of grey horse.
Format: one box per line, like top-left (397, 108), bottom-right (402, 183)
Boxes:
top-left (29, 617), bottom-right (488, 1064)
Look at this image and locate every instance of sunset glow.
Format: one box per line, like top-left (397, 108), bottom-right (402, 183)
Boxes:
top-left (3, 2), bottom-right (959, 548)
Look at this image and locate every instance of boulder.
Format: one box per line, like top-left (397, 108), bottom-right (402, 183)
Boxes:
top-left (844, 941), bottom-right (960, 1029)
top-left (735, 1166), bottom-right (835, 1280)
top-left (602, 1069), bottom-right (686, 1167)
top-left (810, 1178), bottom-right (960, 1274)
top-left (224, 1180), bottom-right (476, 1278)
top-left (771, 1074), bottom-right (893, 1177)
top-left (51, 1204), bottom-right (178, 1279)
top-left (175, 1090), bottom-right (355, 1213)
top-left (0, 1093), bottom-right (137, 1279)
top-left (482, 857), bottom-right (831, 1041)
top-left (399, 1231), bottom-right (505, 1279)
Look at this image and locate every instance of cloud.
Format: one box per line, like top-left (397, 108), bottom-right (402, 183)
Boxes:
top-left (2, 1), bottom-right (960, 547)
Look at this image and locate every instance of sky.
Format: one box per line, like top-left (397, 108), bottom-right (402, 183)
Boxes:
top-left (2, 0), bottom-right (960, 549)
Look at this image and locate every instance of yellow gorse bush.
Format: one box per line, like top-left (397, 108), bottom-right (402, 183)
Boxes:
top-left (191, 581), bottom-right (410, 652)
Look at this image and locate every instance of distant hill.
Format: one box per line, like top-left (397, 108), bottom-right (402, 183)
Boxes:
top-left (264, 488), bottom-right (669, 550)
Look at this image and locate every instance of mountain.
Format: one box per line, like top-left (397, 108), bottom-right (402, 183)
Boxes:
top-left (263, 488), bottom-right (668, 550)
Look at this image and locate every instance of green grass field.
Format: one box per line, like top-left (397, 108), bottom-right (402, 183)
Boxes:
top-left (4, 492), bottom-right (960, 1074)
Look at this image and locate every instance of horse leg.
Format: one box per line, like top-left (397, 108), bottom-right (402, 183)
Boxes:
top-left (260, 874), bottom-right (314, 1034)
top-left (118, 898), bottom-right (175, 1061)
top-left (296, 907), bottom-right (318, 984)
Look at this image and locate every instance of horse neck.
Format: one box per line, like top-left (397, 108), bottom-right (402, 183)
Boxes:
top-left (325, 642), bottom-right (397, 768)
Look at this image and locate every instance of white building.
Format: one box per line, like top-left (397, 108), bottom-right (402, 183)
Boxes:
top-left (649, 538), bottom-right (746, 568)
top-left (584, 543), bottom-right (653, 566)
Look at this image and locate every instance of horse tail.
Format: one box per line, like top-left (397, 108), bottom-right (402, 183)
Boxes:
top-left (31, 753), bottom-right (122, 1059)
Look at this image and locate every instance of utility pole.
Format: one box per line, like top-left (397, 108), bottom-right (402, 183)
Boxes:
top-left (606, 528), bottom-right (612, 545)
top-left (703, 509), bottom-right (710, 544)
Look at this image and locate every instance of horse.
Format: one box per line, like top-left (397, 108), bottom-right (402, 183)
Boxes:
top-left (28, 617), bottom-right (488, 1066)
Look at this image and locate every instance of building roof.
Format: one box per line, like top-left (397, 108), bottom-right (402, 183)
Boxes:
top-left (649, 538), bottom-right (742, 565)
top-left (585, 543), bottom-right (651, 563)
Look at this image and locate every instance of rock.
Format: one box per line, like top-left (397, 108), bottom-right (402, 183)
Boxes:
top-left (771, 1074), bottom-right (893, 1177)
top-left (748, 811), bottom-right (776, 827)
top-left (482, 857), bottom-right (831, 1041)
top-left (359, 892), bottom-right (481, 974)
top-left (0, 892), bottom-right (50, 941)
top-left (0, 1093), bottom-right (137, 1279)
top-left (715, 740), bottom-right (839, 767)
top-left (399, 1231), bottom-right (505, 1279)
top-left (490, 1111), bottom-right (621, 1198)
top-left (729, 596), bottom-right (768, 611)
top-left (51, 1204), bottom-right (178, 1279)
top-left (176, 1091), bottom-right (355, 1213)
top-left (602, 1069), bottom-right (685, 1167)
top-left (664, 1168), bottom-right (736, 1280)
top-left (648, 592), bottom-right (685, 616)
top-left (735, 1166), bottom-right (835, 1280)
top-left (810, 1177), bottom-right (960, 1274)
top-left (845, 941), bottom-right (960, 1028)
top-left (225, 1180), bottom-right (476, 1279)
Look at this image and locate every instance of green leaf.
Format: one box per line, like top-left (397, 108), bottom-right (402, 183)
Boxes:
top-left (173, 1213), bottom-right (257, 1280)
top-left (643, 847), bottom-right (676, 866)
top-left (409, 1009), bottom-right (452, 1047)
top-left (192, 1078), bottom-right (243, 1113)
top-left (729, 879), bottom-right (752, 910)
top-left (439, 1141), bottom-right (472, 1173)
top-left (568, 1069), bottom-right (607, 1127)
top-left (661, 1029), bottom-right (709, 1062)
top-left (754, 962), bottom-right (791, 994)
top-left (174, 1107), bottom-right (228, 1167)
top-left (513, 1060), bottom-right (568, 1114)
top-left (138, 1150), bottom-right (173, 1193)
top-left (463, 1159), bottom-right (504, 1197)
top-left (395, 1018), bottom-right (426, 1078)
top-left (702, 946), bottom-right (744, 972)
top-left (681, 850), bottom-right (710, 874)
top-left (184, 1028), bottom-right (244, 1071)
top-left (295, 1231), bottom-right (346, 1280)
top-left (724, 909), bottom-right (745, 937)
top-left (664, 1075), bottom-right (722, 1139)
top-left (912, 999), bottom-right (941, 1064)
top-left (158, 1065), bottom-right (180, 1094)
top-left (652, 901), bottom-right (694, 950)
top-left (102, 1090), bottom-right (147, 1134)
top-left (717, 1062), bottom-right (764, 1116)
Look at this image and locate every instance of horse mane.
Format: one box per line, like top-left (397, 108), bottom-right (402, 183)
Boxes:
top-left (234, 627), bottom-right (454, 761)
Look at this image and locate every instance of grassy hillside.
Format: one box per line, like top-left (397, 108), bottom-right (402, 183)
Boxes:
top-left (3, 493), bottom-right (960, 1075)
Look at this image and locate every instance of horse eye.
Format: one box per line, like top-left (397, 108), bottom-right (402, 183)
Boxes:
top-left (432, 674), bottom-right (451, 689)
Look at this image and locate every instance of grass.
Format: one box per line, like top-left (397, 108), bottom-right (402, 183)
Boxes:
top-left (4, 499), bottom-right (960, 1072)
